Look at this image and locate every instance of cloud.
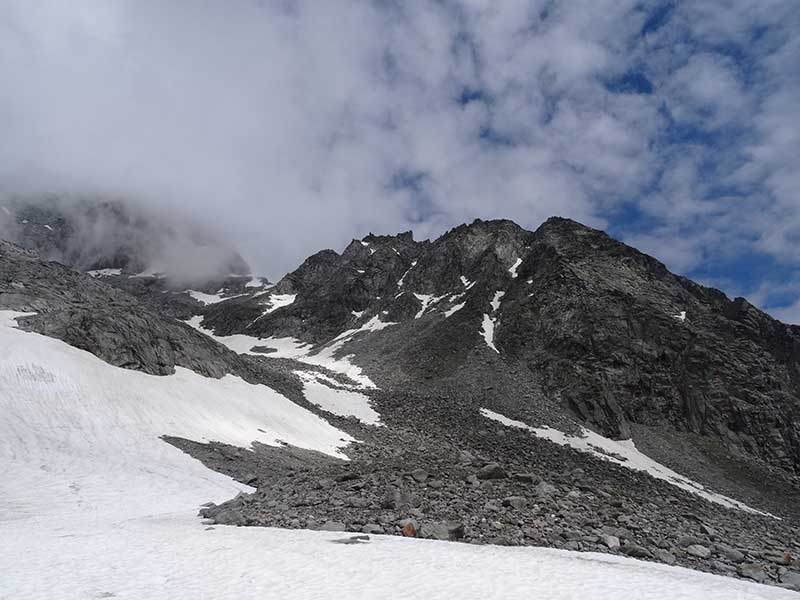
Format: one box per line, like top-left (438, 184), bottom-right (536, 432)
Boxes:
top-left (0, 0), bottom-right (797, 320)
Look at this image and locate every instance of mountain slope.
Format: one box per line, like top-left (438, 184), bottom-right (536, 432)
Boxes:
top-left (196, 217), bottom-right (800, 479)
top-left (2, 216), bottom-right (800, 592)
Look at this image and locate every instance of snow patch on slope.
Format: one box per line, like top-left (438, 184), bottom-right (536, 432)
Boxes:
top-left (187, 290), bottom-right (247, 305)
top-left (261, 293), bottom-right (296, 314)
top-left (481, 314), bottom-right (499, 353)
top-left (490, 291), bottom-right (505, 312)
top-left (185, 316), bottom-right (309, 356)
top-left (480, 408), bottom-right (774, 517)
top-left (414, 293), bottom-right (446, 319)
top-left (87, 268), bottom-right (122, 277)
top-left (245, 276), bottom-right (268, 288)
top-left (186, 314), bottom-right (388, 390)
top-left (397, 259), bottom-right (417, 288)
top-left (460, 275), bottom-right (475, 289)
top-left (444, 302), bottom-right (466, 318)
top-left (295, 371), bottom-right (381, 425)
top-left (508, 258), bottom-right (522, 278)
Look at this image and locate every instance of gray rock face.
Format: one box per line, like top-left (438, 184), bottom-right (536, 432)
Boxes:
top-left (738, 563), bottom-right (767, 582)
top-left (477, 463), bottom-right (507, 480)
top-left (420, 521), bottom-right (465, 541)
top-left (621, 544), bottom-right (652, 559)
top-left (601, 535), bottom-right (620, 550)
top-left (686, 544), bottom-right (712, 559)
top-left (781, 571), bottom-right (800, 591)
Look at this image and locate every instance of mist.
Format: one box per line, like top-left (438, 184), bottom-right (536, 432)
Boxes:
top-left (0, 1), bottom-right (798, 319)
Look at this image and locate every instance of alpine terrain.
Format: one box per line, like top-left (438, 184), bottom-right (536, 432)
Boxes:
top-left (2, 199), bottom-right (799, 599)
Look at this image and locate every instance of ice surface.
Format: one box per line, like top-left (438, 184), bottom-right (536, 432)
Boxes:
top-left (480, 409), bottom-right (774, 517)
top-left (1, 311), bottom-right (793, 599)
top-left (508, 257), bottom-right (522, 278)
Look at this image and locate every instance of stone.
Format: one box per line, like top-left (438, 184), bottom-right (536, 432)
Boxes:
top-left (421, 521), bottom-right (465, 541)
top-left (621, 544), bottom-right (653, 559)
top-left (652, 549), bottom-right (676, 565)
top-left (677, 535), bottom-right (705, 548)
top-left (361, 523), bottom-right (384, 534)
top-left (211, 509), bottom-right (246, 526)
top-left (780, 571), bottom-right (800, 591)
top-left (686, 545), bottom-right (711, 559)
top-left (319, 521), bottom-right (347, 532)
top-left (477, 463), bottom-right (507, 480)
top-left (347, 496), bottom-right (369, 508)
top-left (532, 481), bottom-right (558, 497)
top-left (411, 468), bottom-right (428, 483)
top-left (513, 472), bottom-right (538, 484)
top-left (711, 561), bottom-right (736, 574)
top-left (764, 550), bottom-right (791, 565)
top-left (601, 535), bottom-right (620, 550)
top-left (737, 563), bottom-right (767, 583)
top-left (402, 522), bottom-right (417, 537)
top-left (699, 524), bottom-right (717, 538)
top-left (458, 450), bottom-right (476, 465)
top-left (716, 545), bottom-right (745, 563)
top-left (502, 496), bottom-right (528, 510)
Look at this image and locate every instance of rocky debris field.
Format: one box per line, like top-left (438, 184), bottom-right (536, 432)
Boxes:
top-left (171, 406), bottom-right (800, 592)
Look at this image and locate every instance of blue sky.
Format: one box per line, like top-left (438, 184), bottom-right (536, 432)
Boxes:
top-left (0, 1), bottom-right (798, 322)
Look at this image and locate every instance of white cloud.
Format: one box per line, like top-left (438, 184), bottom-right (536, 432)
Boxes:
top-left (0, 0), bottom-right (796, 316)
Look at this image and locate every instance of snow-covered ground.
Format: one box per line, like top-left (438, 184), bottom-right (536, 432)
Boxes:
top-left (187, 290), bottom-right (247, 305)
top-left (187, 314), bottom-right (391, 389)
top-left (295, 371), bottom-right (381, 425)
top-left (0, 311), bottom-right (794, 599)
top-left (86, 268), bottom-right (122, 277)
top-left (480, 409), bottom-right (773, 517)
